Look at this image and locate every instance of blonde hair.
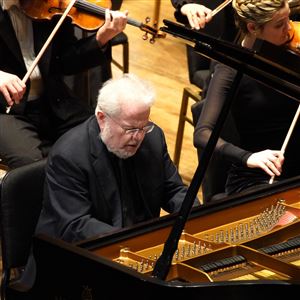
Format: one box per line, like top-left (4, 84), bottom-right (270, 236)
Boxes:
top-left (232, 0), bottom-right (288, 34)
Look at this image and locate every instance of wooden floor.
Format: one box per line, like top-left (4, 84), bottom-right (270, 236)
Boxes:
top-left (111, 0), bottom-right (202, 199)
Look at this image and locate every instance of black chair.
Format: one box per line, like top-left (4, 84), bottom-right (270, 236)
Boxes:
top-left (173, 83), bottom-right (202, 168)
top-left (110, 31), bottom-right (129, 73)
top-left (173, 45), bottom-right (211, 171)
top-left (0, 159), bottom-right (47, 300)
top-left (173, 44), bottom-right (214, 169)
top-left (110, 0), bottom-right (129, 73)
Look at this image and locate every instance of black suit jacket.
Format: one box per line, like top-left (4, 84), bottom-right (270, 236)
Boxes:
top-left (0, 9), bottom-right (110, 130)
top-left (36, 116), bottom-right (197, 242)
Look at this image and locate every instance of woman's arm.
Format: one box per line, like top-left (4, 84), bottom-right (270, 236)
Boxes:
top-left (194, 63), bottom-right (284, 177)
top-left (194, 63), bottom-right (251, 166)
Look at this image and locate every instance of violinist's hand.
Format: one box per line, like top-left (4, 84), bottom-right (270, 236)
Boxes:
top-left (246, 150), bottom-right (284, 177)
top-left (0, 71), bottom-right (26, 106)
top-left (96, 9), bottom-right (128, 46)
top-left (180, 4), bottom-right (212, 30)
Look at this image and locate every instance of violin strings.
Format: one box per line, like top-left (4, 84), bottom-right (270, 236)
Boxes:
top-left (75, 0), bottom-right (106, 17)
top-left (75, 0), bottom-right (143, 29)
top-left (212, 0), bottom-right (232, 17)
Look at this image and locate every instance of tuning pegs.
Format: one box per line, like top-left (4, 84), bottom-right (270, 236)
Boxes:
top-left (142, 32), bottom-right (156, 43)
top-left (142, 32), bottom-right (148, 41)
top-left (139, 17), bottom-right (163, 43)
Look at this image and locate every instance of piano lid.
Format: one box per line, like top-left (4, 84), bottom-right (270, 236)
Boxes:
top-left (161, 19), bottom-right (300, 103)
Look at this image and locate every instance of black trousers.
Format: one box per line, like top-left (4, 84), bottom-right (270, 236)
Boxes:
top-left (0, 99), bottom-right (54, 169)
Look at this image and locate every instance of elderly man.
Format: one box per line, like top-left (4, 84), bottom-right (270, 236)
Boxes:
top-left (36, 73), bottom-right (199, 243)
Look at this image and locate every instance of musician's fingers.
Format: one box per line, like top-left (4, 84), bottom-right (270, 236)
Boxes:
top-left (6, 82), bottom-right (25, 104)
top-left (103, 9), bottom-right (111, 27)
top-left (15, 79), bottom-right (26, 90)
top-left (0, 86), bottom-right (13, 106)
top-left (204, 10), bottom-right (213, 23)
top-left (271, 156), bottom-right (283, 173)
top-left (266, 160), bottom-right (281, 176)
top-left (110, 10), bottom-right (128, 28)
top-left (186, 12), bottom-right (198, 29)
top-left (259, 160), bottom-right (281, 177)
top-left (273, 150), bottom-right (285, 163)
top-left (195, 13), bottom-right (207, 29)
top-left (11, 81), bottom-right (26, 102)
top-left (259, 160), bottom-right (277, 177)
top-left (97, 9), bottom-right (127, 46)
top-left (195, 6), bottom-right (212, 28)
top-left (106, 8), bottom-right (110, 20)
top-left (268, 151), bottom-right (284, 172)
top-left (187, 11), bottom-right (206, 29)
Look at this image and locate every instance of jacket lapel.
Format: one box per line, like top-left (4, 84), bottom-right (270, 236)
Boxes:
top-left (0, 7), bottom-right (54, 76)
top-left (88, 117), bottom-right (123, 226)
top-left (33, 21), bottom-right (53, 76)
top-left (131, 146), bottom-right (155, 217)
top-left (0, 8), bottom-right (24, 67)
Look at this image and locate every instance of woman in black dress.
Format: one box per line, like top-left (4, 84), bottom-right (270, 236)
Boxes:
top-left (194, 0), bottom-right (299, 196)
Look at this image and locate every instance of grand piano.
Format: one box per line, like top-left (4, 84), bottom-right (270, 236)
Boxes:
top-left (28, 20), bottom-right (300, 299)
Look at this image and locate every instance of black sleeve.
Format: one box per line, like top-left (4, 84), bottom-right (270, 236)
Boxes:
top-left (50, 19), bottom-right (110, 75)
top-left (171, 0), bottom-right (190, 8)
top-left (193, 63), bottom-right (252, 166)
top-left (171, 0), bottom-right (193, 25)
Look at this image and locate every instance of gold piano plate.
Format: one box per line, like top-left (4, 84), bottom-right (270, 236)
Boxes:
top-left (88, 186), bottom-right (300, 283)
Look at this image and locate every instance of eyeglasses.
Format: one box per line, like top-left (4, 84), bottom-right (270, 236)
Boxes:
top-left (105, 112), bottom-right (154, 135)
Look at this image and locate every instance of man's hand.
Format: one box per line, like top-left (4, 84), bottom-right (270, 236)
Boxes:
top-left (0, 71), bottom-right (26, 106)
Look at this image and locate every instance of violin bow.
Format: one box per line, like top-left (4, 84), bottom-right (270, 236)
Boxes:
top-left (6, 0), bottom-right (77, 114)
top-left (269, 103), bottom-right (300, 184)
top-left (211, 0), bottom-right (232, 17)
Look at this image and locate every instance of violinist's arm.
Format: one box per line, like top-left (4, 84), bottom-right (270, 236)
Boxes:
top-left (55, 9), bottom-right (127, 75)
top-left (171, 0), bottom-right (212, 29)
top-left (193, 63), bottom-right (249, 166)
top-left (96, 9), bottom-right (128, 47)
top-left (0, 71), bottom-right (26, 106)
top-left (194, 63), bottom-right (284, 177)
top-left (246, 150), bottom-right (284, 177)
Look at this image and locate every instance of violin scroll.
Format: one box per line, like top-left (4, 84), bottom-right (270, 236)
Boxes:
top-left (138, 17), bottom-right (166, 43)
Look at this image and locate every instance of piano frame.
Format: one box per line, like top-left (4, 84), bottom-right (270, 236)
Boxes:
top-left (29, 176), bottom-right (300, 299)
top-left (16, 19), bottom-right (300, 300)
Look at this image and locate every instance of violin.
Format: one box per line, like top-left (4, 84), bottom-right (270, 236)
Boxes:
top-left (6, 0), bottom-right (162, 114)
top-left (19, 0), bottom-right (164, 43)
top-left (288, 21), bottom-right (300, 53)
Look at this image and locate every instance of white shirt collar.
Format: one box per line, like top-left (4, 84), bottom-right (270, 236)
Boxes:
top-left (1, 0), bottom-right (20, 10)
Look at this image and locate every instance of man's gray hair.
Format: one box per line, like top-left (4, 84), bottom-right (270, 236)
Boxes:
top-left (95, 73), bottom-right (156, 116)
